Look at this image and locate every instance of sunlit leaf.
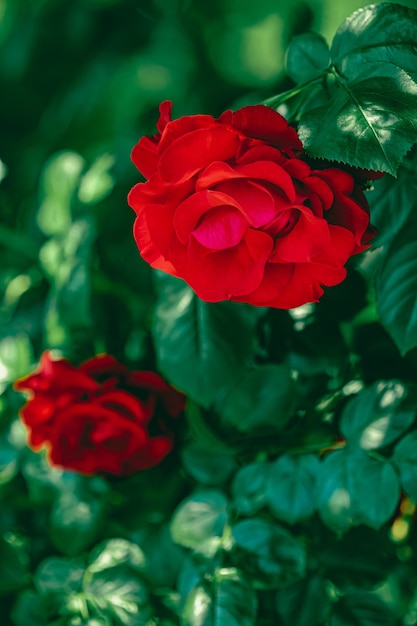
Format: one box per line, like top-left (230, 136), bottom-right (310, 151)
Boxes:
top-left (315, 448), bottom-right (400, 532)
top-left (170, 491), bottom-right (228, 557)
top-left (298, 63), bottom-right (417, 175)
top-left (340, 381), bottom-right (415, 450)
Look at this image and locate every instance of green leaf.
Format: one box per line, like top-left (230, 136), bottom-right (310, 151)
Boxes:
top-left (330, 592), bottom-right (395, 626)
top-left (37, 151), bottom-right (85, 236)
top-left (376, 214), bottom-right (417, 355)
top-left (232, 518), bottom-right (306, 588)
top-left (133, 524), bottom-right (184, 588)
top-left (275, 575), bottom-right (330, 626)
top-left (171, 491), bottom-right (228, 557)
top-left (319, 527), bottom-right (395, 589)
top-left (88, 539), bottom-right (146, 575)
top-left (35, 557), bottom-right (84, 594)
top-left (78, 153), bottom-right (115, 205)
top-left (266, 454), bottom-right (319, 524)
top-left (368, 162), bottom-right (417, 246)
top-left (393, 430), bottom-right (417, 501)
top-left (0, 534), bottom-right (29, 593)
top-left (296, 3), bottom-right (417, 174)
top-left (340, 381), bottom-right (415, 450)
top-left (181, 440), bottom-right (236, 486)
top-left (221, 364), bottom-right (296, 432)
top-left (11, 591), bottom-right (53, 626)
top-left (182, 569), bottom-right (257, 626)
top-left (20, 451), bottom-right (66, 505)
top-left (315, 448), bottom-right (400, 532)
top-left (152, 274), bottom-right (259, 407)
top-left (331, 3), bottom-right (417, 82)
top-left (50, 477), bottom-right (107, 556)
top-left (298, 63), bottom-right (417, 175)
top-left (231, 461), bottom-right (269, 516)
top-left (0, 430), bottom-right (19, 486)
top-left (0, 332), bottom-right (33, 387)
top-left (286, 33), bottom-right (330, 84)
top-left (84, 569), bottom-right (149, 626)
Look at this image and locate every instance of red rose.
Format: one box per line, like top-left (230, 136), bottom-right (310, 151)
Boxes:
top-left (128, 101), bottom-right (375, 309)
top-left (14, 352), bottom-right (186, 476)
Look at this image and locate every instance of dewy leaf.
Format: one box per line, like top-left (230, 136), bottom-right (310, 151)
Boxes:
top-left (340, 381), bottom-right (415, 450)
top-left (393, 431), bottom-right (417, 502)
top-left (298, 63), bottom-right (417, 175)
top-left (232, 518), bottom-right (306, 588)
top-left (170, 491), bottom-right (228, 557)
top-left (376, 214), bottom-right (417, 355)
top-left (315, 448), bottom-right (400, 533)
top-left (330, 592), bottom-right (395, 626)
top-left (152, 274), bottom-right (259, 407)
top-left (221, 364), bottom-right (296, 432)
top-left (275, 575), bottom-right (330, 626)
top-left (285, 33), bottom-right (330, 84)
top-left (266, 454), bottom-right (320, 524)
top-left (331, 3), bottom-right (417, 82)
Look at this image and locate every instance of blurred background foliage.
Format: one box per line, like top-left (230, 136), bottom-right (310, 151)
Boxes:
top-left (2, 0), bottom-right (417, 372)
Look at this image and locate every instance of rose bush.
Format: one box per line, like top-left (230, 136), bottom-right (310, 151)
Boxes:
top-left (14, 351), bottom-right (186, 476)
top-left (128, 102), bottom-right (376, 309)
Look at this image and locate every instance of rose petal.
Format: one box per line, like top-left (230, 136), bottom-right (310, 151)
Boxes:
top-left (270, 207), bottom-right (331, 263)
top-left (181, 228), bottom-right (273, 301)
top-left (237, 161), bottom-right (296, 202)
top-left (220, 105), bottom-right (302, 149)
top-left (214, 179), bottom-right (278, 227)
top-left (158, 127), bottom-right (240, 182)
top-left (134, 203), bottom-right (179, 274)
top-left (303, 174), bottom-right (334, 210)
top-left (316, 168), bottom-right (354, 194)
top-left (326, 193), bottom-right (371, 251)
top-left (14, 351), bottom-right (98, 394)
top-left (196, 161), bottom-right (246, 191)
top-left (127, 436), bottom-right (173, 471)
top-left (131, 136), bottom-right (159, 180)
top-left (173, 190), bottom-right (244, 244)
top-left (192, 205), bottom-right (248, 250)
top-left (80, 354), bottom-right (128, 379)
top-left (156, 100), bottom-right (173, 134)
top-left (96, 390), bottom-right (151, 423)
top-left (158, 112), bottom-right (217, 152)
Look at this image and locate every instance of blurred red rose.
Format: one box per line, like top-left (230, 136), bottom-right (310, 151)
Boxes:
top-left (128, 101), bottom-right (376, 309)
top-left (14, 351), bottom-right (185, 476)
